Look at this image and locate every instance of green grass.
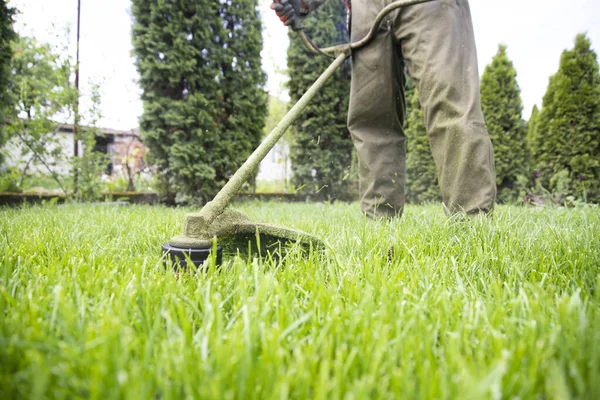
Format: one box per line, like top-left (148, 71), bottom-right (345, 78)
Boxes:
top-left (1, 202), bottom-right (599, 399)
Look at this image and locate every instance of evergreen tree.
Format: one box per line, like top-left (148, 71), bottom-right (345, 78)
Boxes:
top-left (532, 34), bottom-right (600, 203)
top-left (287, 1), bottom-right (354, 201)
top-left (405, 87), bottom-right (440, 203)
top-left (0, 0), bottom-right (16, 166)
top-left (526, 105), bottom-right (540, 159)
top-left (403, 75), bottom-right (416, 117)
top-left (131, 0), bottom-right (266, 204)
top-left (217, 0), bottom-right (267, 191)
top-left (480, 44), bottom-right (528, 203)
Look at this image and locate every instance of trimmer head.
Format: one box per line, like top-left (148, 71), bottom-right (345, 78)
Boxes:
top-left (161, 242), bottom-right (222, 270)
top-left (162, 210), bottom-right (322, 270)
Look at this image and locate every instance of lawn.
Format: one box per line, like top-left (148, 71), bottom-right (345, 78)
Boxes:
top-left (1, 202), bottom-right (599, 399)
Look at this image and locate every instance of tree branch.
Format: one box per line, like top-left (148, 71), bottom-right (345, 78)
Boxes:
top-left (14, 130), bottom-right (68, 196)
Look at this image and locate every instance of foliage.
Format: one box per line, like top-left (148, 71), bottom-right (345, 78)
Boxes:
top-left (255, 179), bottom-right (293, 194)
top-left (10, 172), bottom-right (72, 193)
top-left (0, 166), bottom-right (20, 192)
top-left (131, 0), bottom-right (267, 205)
top-left (287, 0), bottom-right (355, 201)
top-left (1, 203), bottom-right (599, 398)
top-left (72, 85), bottom-right (108, 201)
top-left (0, 0), bottom-right (16, 165)
top-left (405, 85), bottom-right (441, 204)
top-left (264, 95), bottom-right (288, 137)
top-left (73, 139), bottom-right (107, 201)
top-left (532, 34), bottom-right (600, 203)
top-left (480, 44), bottom-right (528, 203)
top-left (102, 171), bottom-right (153, 193)
top-left (260, 95), bottom-right (291, 191)
top-left (5, 36), bottom-right (76, 194)
top-left (3, 37), bottom-right (106, 198)
top-left (121, 146), bottom-right (145, 192)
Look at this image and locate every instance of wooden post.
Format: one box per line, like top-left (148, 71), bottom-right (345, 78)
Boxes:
top-left (73, 0), bottom-right (81, 193)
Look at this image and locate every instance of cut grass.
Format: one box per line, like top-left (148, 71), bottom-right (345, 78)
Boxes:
top-left (1, 202), bottom-right (599, 399)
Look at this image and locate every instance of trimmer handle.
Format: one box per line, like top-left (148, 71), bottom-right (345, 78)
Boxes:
top-left (290, 18), bottom-right (304, 31)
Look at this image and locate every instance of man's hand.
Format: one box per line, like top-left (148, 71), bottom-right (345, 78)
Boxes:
top-left (270, 0), bottom-right (309, 31)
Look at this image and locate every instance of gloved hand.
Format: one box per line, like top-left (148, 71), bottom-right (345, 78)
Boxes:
top-left (270, 0), bottom-right (309, 31)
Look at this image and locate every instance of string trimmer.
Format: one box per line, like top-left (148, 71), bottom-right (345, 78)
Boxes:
top-left (162, 0), bottom-right (436, 269)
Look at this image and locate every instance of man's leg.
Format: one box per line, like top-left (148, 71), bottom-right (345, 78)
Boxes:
top-left (347, 0), bottom-right (407, 219)
top-left (394, 0), bottom-right (496, 215)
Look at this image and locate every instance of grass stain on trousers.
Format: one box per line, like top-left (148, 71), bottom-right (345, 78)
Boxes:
top-left (346, 0), bottom-right (497, 218)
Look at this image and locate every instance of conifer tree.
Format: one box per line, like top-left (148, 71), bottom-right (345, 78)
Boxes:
top-left (405, 88), bottom-right (440, 203)
top-left (480, 44), bottom-right (528, 203)
top-left (403, 76), bottom-right (416, 116)
top-left (217, 0), bottom-right (267, 190)
top-left (526, 105), bottom-right (540, 159)
top-left (287, 1), bottom-right (354, 201)
top-left (131, 0), bottom-right (266, 204)
top-left (532, 34), bottom-right (600, 203)
top-left (0, 0), bottom-right (16, 165)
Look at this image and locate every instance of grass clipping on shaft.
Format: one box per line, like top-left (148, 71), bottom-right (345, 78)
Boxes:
top-left (170, 209), bottom-right (323, 258)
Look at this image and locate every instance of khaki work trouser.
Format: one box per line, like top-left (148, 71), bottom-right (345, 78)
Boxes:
top-left (347, 0), bottom-right (496, 218)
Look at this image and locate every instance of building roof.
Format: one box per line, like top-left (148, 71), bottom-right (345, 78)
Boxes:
top-left (56, 123), bottom-right (141, 137)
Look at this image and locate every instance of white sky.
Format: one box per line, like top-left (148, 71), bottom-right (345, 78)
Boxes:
top-left (8, 0), bottom-right (600, 129)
